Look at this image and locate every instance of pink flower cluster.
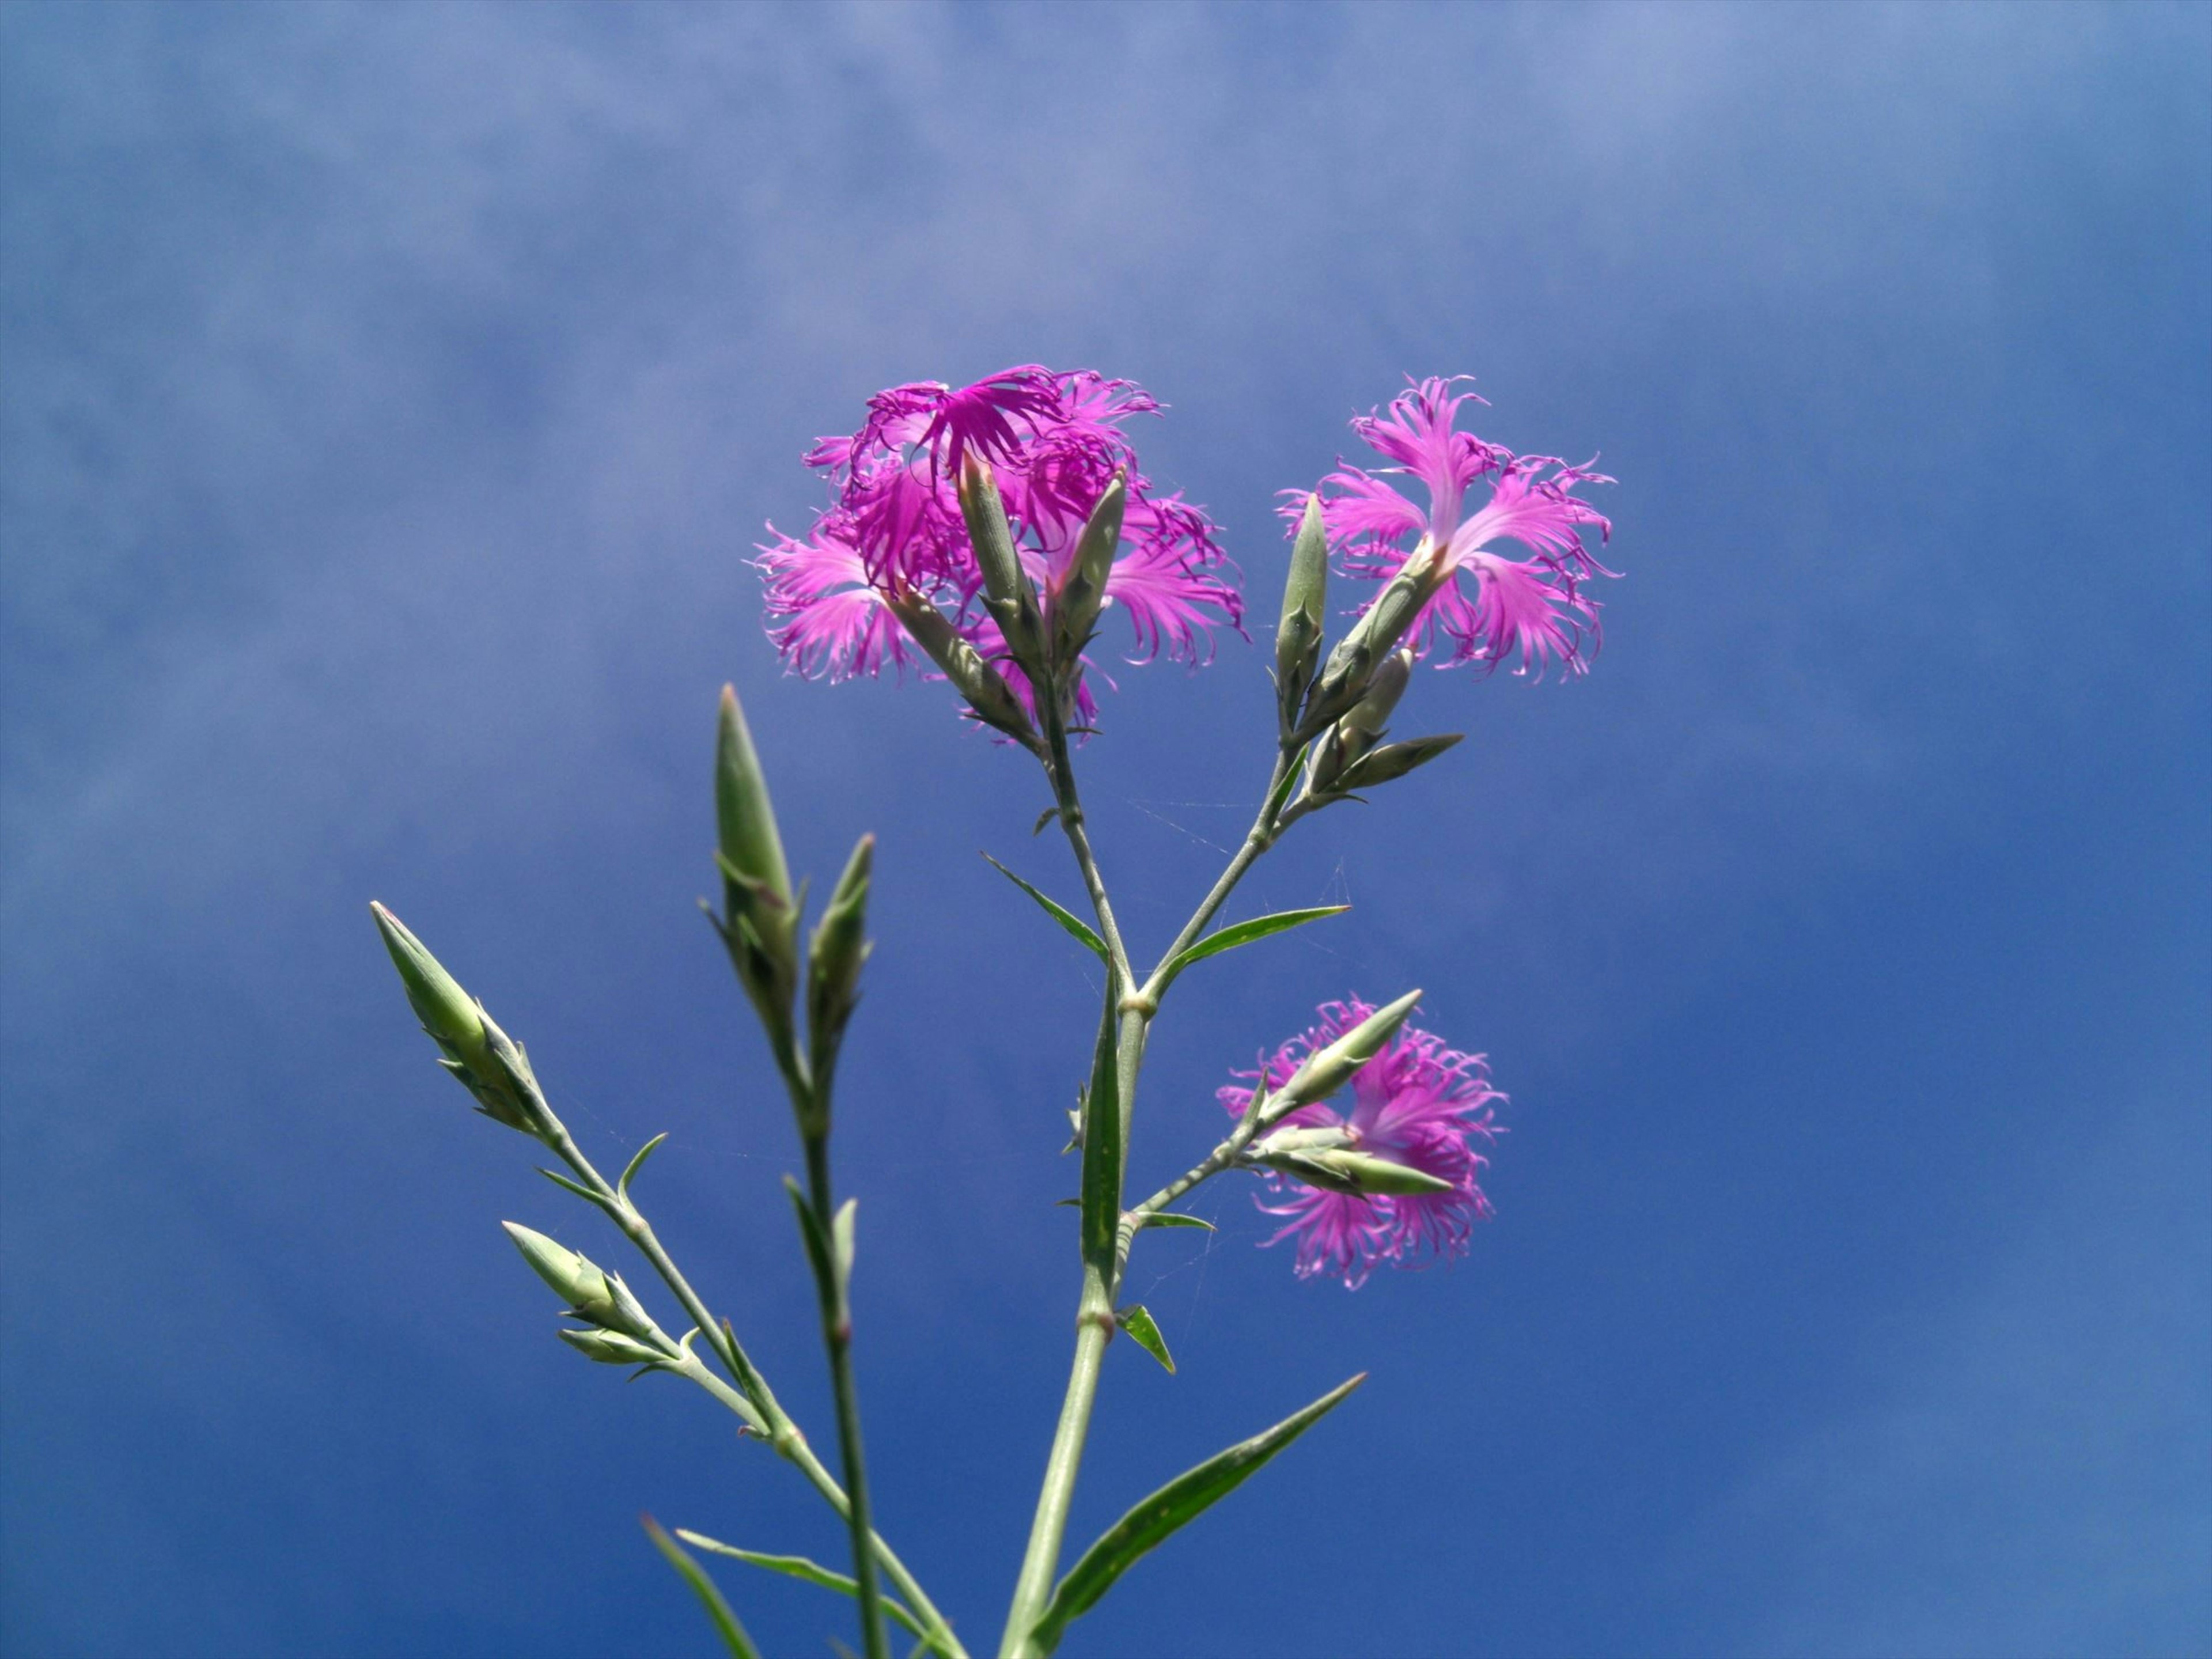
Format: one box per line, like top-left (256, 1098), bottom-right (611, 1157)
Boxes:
top-left (1221, 998), bottom-right (1503, 1288)
top-left (1292, 377), bottom-right (1615, 677)
top-left (757, 366), bottom-right (1242, 718)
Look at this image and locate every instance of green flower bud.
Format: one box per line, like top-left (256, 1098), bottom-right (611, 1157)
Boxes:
top-left (716, 683), bottom-right (793, 910)
top-left (1262, 1147), bottom-right (1456, 1197)
top-left (1335, 732), bottom-right (1464, 793)
top-left (1275, 988), bottom-right (1422, 1112)
top-left (1303, 539), bottom-right (1445, 736)
top-left (1342, 648), bottom-right (1413, 739)
top-left (957, 455), bottom-right (1047, 670)
top-left (503, 1222), bottom-right (658, 1341)
top-left (370, 902), bottom-right (542, 1134)
top-left (884, 589), bottom-right (1040, 747)
top-left (1276, 493), bottom-right (1329, 721)
top-left (1052, 472), bottom-right (1126, 667)
top-left (558, 1327), bottom-right (672, 1366)
top-left (806, 833), bottom-right (874, 1104)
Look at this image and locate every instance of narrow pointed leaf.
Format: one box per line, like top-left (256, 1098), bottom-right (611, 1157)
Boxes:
top-left (1153, 905), bottom-right (1349, 994)
top-left (618, 1132), bottom-right (669, 1200)
top-left (1027, 1373), bottom-right (1366, 1654)
top-left (980, 854), bottom-right (1107, 959)
top-left (536, 1166), bottom-right (605, 1206)
top-left (672, 1534), bottom-right (936, 1649)
top-left (1077, 995), bottom-right (1122, 1267)
top-left (1116, 1305), bottom-right (1175, 1374)
top-left (1139, 1211), bottom-right (1214, 1233)
top-left (642, 1515), bottom-right (761, 1659)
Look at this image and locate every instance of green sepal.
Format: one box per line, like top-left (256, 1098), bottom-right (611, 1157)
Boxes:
top-left (671, 1533), bottom-right (938, 1651)
top-left (980, 854), bottom-right (1108, 960)
top-left (642, 1514), bottom-right (762, 1659)
top-left (1152, 904), bottom-right (1350, 995)
top-left (1139, 1211), bottom-right (1214, 1233)
top-left (1027, 1373), bottom-right (1367, 1654)
top-left (1116, 1305), bottom-right (1175, 1374)
top-left (1077, 995), bottom-right (1123, 1269)
top-left (617, 1132), bottom-right (669, 1202)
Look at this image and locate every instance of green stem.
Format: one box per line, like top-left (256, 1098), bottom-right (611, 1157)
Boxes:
top-left (802, 1130), bottom-right (890, 1659)
top-left (536, 1118), bottom-right (964, 1659)
top-left (1002, 725), bottom-right (1302, 1659)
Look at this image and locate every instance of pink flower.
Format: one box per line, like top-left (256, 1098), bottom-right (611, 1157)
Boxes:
top-left (764, 368), bottom-right (1242, 705)
top-left (1219, 998), bottom-right (1503, 1289)
top-left (1291, 377), bottom-right (1616, 677)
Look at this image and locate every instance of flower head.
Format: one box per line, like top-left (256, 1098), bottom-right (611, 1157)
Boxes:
top-left (763, 368), bottom-right (1241, 719)
top-left (1220, 997), bottom-right (1503, 1288)
top-left (1289, 376), bottom-right (1615, 677)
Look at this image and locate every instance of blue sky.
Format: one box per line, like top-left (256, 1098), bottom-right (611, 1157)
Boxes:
top-left (3, 4), bottom-right (2207, 1657)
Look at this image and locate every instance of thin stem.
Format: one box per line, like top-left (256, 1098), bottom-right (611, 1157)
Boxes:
top-left (536, 1118), bottom-right (965, 1659)
top-left (1139, 744), bottom-right (1297, 1000)
top-left (802, 1130), bottom-right (889, 1659)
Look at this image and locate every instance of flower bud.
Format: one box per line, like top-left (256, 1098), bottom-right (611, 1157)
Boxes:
top-left (1051, 472), bottom-right (1125, 667)
top-left (806, 833), bottom-right (874, 1101)
top-left (370, 902), bottom-right (543, 1134)
top-left (1264, 1147), bottom-right (1456, 1198)
top-left (1335, 732), bottom-right (1463, 793)
top-left (884, 590), bottom-right (1041, 748)
top-left (715, 685), bottom-right (803, 1040)
top-left (1303, 539), bottom-right (1445, 735)
top-left (715, 684), bottom-right (793, 911)
top-left (503, 1222), bottom-right (659, 1342)
top-left (558, 1327), bottom-right (672, 1366)
top-left (1274, 988), bottom-right (1422, 1112)
top-left (1342, 648), bottom-right (1412, 739)
top-left (1276, 493), bottom-right (1329, 721)
top-left (957, 455), bottom-right (1047, 670)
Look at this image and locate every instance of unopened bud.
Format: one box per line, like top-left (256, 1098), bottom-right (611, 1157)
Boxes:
top-left (1265, 1147), bottom-right (1456, 1197)
top-left (558, 1327), bottom-right (672, 1366)
top-left (370, 902), bottom-right (543, 1134)
top-left (1275, 989), bottom-right (1422, 1112)
top-left (1342, 648), bottom-right (1413, 738)
top-left (806, 833), bottom-right (874, 1100)
top-left (884, 590), bottom-right (1041, 747)
top-left (1276, 493), bottom-right (1329, 720)
top-left (503, 1222), bottom-right (658, 1342)
top-left (1335, 732), bottom-right (1464, 792)
top-left (1304, 540), bottom-right (1445, 735)
top-left (957, 456), bottom-right (1047, 669)
top-left (716, 684), bottom-right (794, 911)
top-left (1051, 473), bottom-right (1126, 666)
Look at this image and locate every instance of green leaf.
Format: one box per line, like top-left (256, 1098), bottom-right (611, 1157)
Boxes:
top-left (1266, 745), bottom-right (1309, 821)
top-left (642, 1514), bottom-right (761, 1659)
top-left (1153, 905), bottom-right (1349, 994)
top-left (1032, 805), bottom-right (1061, 836)
top-left (617, 1132), bottom-right (669, 1200)
top-left (1076, 994), bottom-right (1125, 1268)
top-left (672, 1534), bottom-right (940, 1649)
top-left (979, 854), bottom-right (1107, 959)
top-left (1027, 1373), bottom-right (1366, 1655)
top-left (1116, 1305), bottom-right (1175, 1374)
top-left (535, 1166), bottom-right (605, 1206)
top-left (1139, 1211), bottom-right (1214, 1233)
